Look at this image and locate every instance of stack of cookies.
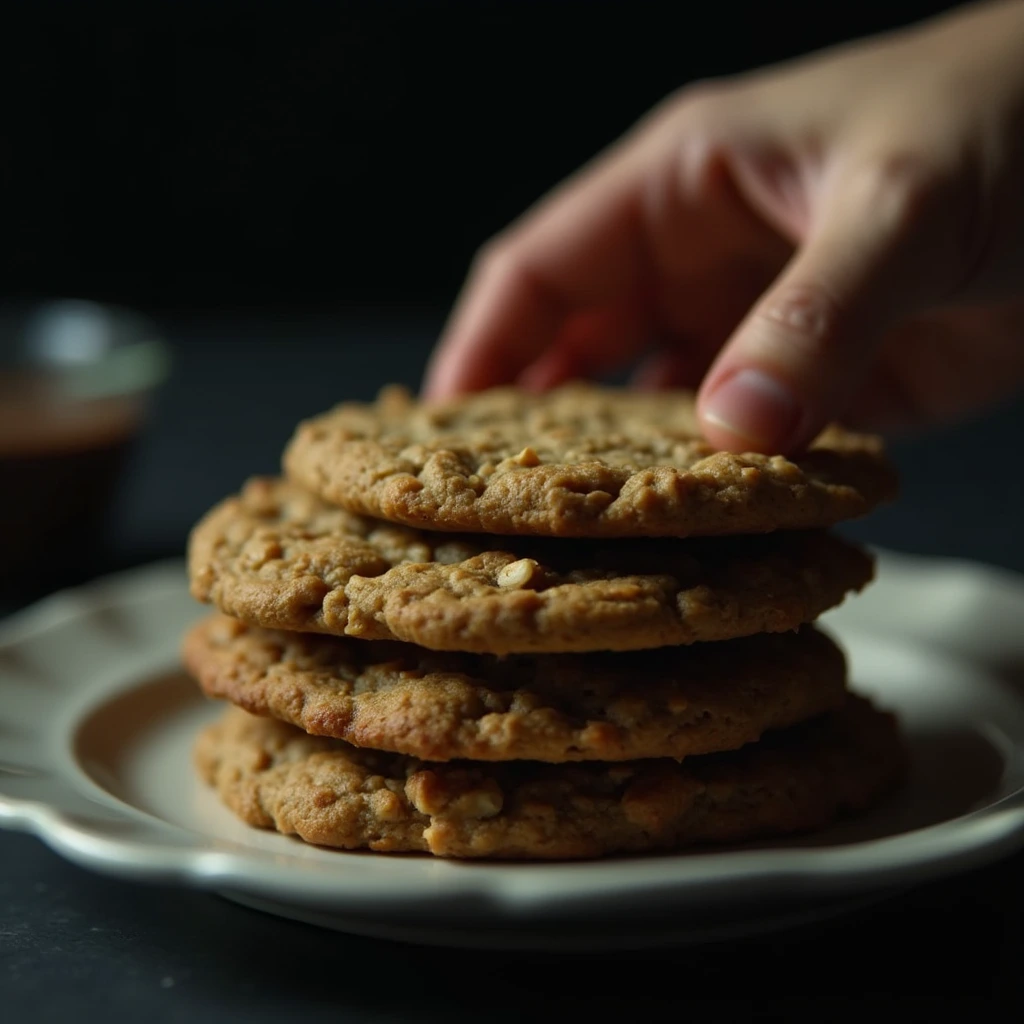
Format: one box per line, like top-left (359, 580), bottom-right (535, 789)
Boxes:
top-left (184, 384), bottom-right (905, 860)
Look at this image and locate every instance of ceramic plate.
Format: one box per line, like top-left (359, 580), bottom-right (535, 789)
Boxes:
top-left (1, 553), bottom-right (1024, 950)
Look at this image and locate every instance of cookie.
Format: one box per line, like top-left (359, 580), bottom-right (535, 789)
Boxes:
top-left (184, 615), bottom-right (848, 762)
top-left (195, 695), bottom-right (905, 859)
top-left (188, 478), bottom-right (874, 654)
top-left (283, 384), bottom-right (896, 538)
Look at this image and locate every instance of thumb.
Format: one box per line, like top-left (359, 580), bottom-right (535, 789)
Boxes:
top-left (696, 158), bottom-right (964, 452)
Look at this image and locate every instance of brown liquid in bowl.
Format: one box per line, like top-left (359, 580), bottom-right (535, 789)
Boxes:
top-left (0, 373), bottom-right (143, 596)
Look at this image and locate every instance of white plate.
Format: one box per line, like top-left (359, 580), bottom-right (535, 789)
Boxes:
top-left (2, 553), bottom-right (1024, 950)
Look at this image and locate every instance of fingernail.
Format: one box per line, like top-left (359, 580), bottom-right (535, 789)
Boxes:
top-left (701, 368), bottom-right (803, 451)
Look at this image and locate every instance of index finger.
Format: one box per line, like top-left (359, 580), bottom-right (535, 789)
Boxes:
top-left (422, 130), bottom-right (660, 399)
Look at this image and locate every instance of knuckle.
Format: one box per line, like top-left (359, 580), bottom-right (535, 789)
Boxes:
top-left (470, 236), bottom-right (519, 281)
top-left (850, 150), bottom-right (951, 234)
top-left (671, 79), bottom-right (731, 133)
top-left (639, 79), bottom-right (731, 142)
top-left (676, 136), bottom-right (727, 200)
top-left (754, 283), bottom-right (843, 359)
top-left (662, 81), bottom-right (737, 198)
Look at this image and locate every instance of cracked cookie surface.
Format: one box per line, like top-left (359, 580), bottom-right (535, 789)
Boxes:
top-left (283, 384), bottom-right (896, 538)
top-left (195, 696), bottom-right (905, 859)
top-left (184, 615), bottom-right (847, 762)
top-left (188, 478), bottom-right (874, 654)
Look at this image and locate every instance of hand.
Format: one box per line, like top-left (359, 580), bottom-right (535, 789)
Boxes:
top-left (424, 0), bottom-right (1024, 453)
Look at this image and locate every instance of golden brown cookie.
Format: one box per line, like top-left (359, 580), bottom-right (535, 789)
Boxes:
top-left (183, 615), bottom-right (848, 762)
top-left (195, 696), bottom-right (905, 859)
top-left (188, 478), bottom-right (874, 654)
top-left (283, 384), bottom-right (896, 538)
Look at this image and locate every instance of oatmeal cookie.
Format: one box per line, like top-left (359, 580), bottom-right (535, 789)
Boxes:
top-left (283, 384), bottom-right (896, 538)
top-left (195, 696), bottom-right (905, 859)
top-left (188, 478), bottom-right (874, 654)
top-left (184, 615), bottom-right (847, 762)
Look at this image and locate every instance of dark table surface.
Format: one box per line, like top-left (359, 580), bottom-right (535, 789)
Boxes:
top-left (3, 312), bottom-right (1024, 1020)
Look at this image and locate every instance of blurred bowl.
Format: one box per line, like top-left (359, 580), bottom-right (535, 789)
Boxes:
top-left (0, 300), bottom-right (170, 598)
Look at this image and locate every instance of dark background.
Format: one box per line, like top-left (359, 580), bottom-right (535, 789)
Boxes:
top-left (7, 0), bottom-right (1019, 576)
top-left (4, 0), bottom-right (963, 311)
top-left (3, 2), bottom-right (1024, 1020)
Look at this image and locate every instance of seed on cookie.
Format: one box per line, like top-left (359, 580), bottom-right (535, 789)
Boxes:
top-left (496, 558), bottom-right (540, 589)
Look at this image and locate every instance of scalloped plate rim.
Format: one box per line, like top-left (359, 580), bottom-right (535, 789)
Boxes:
top-left (1, 553), bottom-right (1024, 925)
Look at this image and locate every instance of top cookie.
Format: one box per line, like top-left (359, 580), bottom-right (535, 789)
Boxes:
top-left (283, 384), bottom-right (896, 538)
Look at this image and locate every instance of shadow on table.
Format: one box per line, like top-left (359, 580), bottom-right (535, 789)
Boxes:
top-left (5, 832), bottom-right (1020, 1022)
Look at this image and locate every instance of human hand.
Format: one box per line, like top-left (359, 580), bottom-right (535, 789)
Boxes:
top-left (424, 0), bottom-right (1024, 453)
